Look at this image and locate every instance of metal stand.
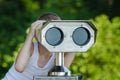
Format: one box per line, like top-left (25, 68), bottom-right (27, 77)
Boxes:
top-left (33, 52), bottom-right (82, 80)
top-left (33, 20), bottom-right (97, 80)
top-left (48, 52), bottom-right (69, 76)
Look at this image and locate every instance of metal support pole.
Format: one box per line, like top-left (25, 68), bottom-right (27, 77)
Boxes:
top-left (55, 52), bottom-right (64, 66)
top-left (48, 52), bottom-right (68, 76)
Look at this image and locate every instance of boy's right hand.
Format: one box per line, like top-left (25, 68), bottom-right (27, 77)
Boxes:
top-left (28, 20), bottom-right (46, 38)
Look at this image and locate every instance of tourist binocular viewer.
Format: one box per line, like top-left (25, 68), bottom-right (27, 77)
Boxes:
top-left (33, 20), bottom-right (97, 80)
top-left (40, 20), bottom-right (97, 52)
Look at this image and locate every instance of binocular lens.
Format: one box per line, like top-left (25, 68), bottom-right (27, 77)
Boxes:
top-left (72, 27), bottom-right (90, 46)
top-left (45, 27), bottom-right (63, 46)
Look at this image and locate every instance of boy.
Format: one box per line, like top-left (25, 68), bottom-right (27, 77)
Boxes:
top-left (2, 12), bottom-right (75, 80)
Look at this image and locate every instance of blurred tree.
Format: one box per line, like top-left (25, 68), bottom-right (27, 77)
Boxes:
top-left (0, 0), bottom-right (40, 78)
top-left (37, 0), bottom-right (120, 20)
top-left (0, 0), bottom-right (120, 79)
top-left (82, 0), bottom-right (120, 19)
top-left (70, 15), bottom-right (120, 80)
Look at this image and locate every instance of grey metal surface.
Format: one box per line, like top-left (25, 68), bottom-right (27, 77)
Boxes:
top-left (48, 53), bottom-right (68, 76)
top-left (33, 76), bottom-right (82, 80)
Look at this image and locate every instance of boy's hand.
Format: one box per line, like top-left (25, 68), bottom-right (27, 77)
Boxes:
top-left (29, 20), bottom-right (46, 38)
top-left (34, 20), bottom-right (46, 42)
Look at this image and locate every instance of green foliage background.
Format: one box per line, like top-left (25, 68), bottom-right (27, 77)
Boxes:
top-left (0, 0), bottom-right (120, 80)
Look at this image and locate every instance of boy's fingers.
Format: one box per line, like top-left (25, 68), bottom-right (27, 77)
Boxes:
top-left (31, 20), bottom-right (43, 29)
top-left (36, 20), bottom-right (46, 29)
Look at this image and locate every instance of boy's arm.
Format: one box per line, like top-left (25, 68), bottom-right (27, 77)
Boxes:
top-left (15, 20), bottom-right (44, 72)
top-left (15, 33), bottom-right (34, 72)
top-left (64, 53), bottom-right (75, 68)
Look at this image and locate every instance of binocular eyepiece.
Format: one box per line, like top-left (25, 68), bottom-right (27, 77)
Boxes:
top-left (45, 27), bottom-right (90, 46)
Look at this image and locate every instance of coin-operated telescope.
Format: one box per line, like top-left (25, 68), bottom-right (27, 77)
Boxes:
top-left (33, 20), bottom-right (97, 80)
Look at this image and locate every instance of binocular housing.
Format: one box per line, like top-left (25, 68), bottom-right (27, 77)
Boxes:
top-left (40, 20), bottom-right (97, 53)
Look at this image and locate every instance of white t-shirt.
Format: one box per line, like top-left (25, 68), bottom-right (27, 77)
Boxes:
top-left (2, 42), bottom-right (71, 80)
top-left (2, 42), bottom-right (56, 80)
